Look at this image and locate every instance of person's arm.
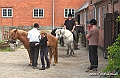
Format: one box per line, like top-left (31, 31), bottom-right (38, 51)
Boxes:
top-left (71, 25), bottom-right (76, 32)
top-left (86, 30), bottom-right (92, 39)
top-left (86, 34), bottom-right (90, 39)
top-left (64, 20), bottom-right (67, 29)
top-left (71, 20), bottom-right (76, 32)
top-left (64, 25), bottom-right (66, 29)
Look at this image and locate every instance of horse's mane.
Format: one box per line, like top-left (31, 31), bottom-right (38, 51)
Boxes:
top-left (17, 29), bottom-right (28, 36)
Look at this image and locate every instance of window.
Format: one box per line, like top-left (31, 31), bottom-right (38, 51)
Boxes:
top-left (92, 9), bottom-right (95, 19)
top-left (64, 9), bottom-right (75, 18)
top-left (33, 8), bottom-right (44, 18)
top-left (102, 6), bottom-right (105, 27)
top-left (2, 8), bottom-right (13, 17)
top-left (90, 0), bottom-right (92, 4)
top-left (108, 4), bottom-right (112, 13)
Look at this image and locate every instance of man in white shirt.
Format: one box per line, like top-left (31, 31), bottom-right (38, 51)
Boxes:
top-left (27, 23), bottom-right (41, 69)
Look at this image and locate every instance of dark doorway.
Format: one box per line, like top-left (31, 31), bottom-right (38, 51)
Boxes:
top-left (113, 12), bottom-right (120, 43)
top-left (76, 14), bottom-right (80, 24)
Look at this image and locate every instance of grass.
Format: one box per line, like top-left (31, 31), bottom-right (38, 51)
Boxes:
top-left (0, 47), bottom-right (13, 52)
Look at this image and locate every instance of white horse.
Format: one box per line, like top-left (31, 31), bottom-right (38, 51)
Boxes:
top-left (55, 29), bottom-right (74, 55)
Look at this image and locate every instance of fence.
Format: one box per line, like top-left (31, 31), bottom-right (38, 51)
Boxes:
top-left (0, 26), bottom-right (33, 41)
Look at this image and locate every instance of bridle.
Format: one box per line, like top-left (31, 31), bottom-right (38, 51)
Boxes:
top-left (10, 32), bottom-right (17, 40)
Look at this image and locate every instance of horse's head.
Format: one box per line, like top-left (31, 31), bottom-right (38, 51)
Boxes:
top-left (9, 29), bottom-right (18, 40)
top-left (55, 29), bottom-right (65, 38)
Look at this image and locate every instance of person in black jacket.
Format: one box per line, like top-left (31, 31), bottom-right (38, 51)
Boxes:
top-left (35, 30), bottom-right (50, 70)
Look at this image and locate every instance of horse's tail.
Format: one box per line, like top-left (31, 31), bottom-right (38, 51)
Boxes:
top-left (55, 38), bottom-right (58, 63)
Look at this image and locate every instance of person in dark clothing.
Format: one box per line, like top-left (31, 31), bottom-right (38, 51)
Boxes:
top-left (35, 30), bottom-right (50, 70)
top-left (64, 14), bottom-right (78, 49)
top-left (64, 14), bottom-right (76, 32)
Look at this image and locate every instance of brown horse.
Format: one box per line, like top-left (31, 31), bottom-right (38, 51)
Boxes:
top-left (9, 29), bottom-right (58, 65)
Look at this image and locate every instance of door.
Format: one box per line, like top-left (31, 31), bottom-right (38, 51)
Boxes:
top-left (103, 13), bottom-right (112, 59)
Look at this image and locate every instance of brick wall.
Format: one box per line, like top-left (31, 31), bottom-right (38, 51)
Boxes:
top-left (0, 0), bottom-right (53, 27)
top-left (54, 0), bottom-right (86, 27)
top-left (0, 0), bottom-right (86, 29)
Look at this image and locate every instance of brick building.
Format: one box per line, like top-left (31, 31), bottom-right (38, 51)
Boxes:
top-left (0, 0), bottom-right (86, 29)
top-left (0, 0), bottom-right (86, 40)
top-left (77, 0), bottom-right (120, 58)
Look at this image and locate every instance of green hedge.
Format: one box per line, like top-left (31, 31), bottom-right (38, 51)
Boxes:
top-left (103, 34), bottom-right (120, 78)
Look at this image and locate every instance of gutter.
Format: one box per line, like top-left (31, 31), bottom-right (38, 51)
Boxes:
top-left (52, 0), bottom-right (54, 29)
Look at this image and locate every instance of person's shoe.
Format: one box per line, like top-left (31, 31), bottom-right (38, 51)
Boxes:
top-left (92, 68), bottom-right (97, 71)
top-left (32, 66), bottom-right (38, 69)
top-left (85, 69), bottom-right (93, 72)
top-left (74, 48), bottom-right (80, 50)
top-left (45, 66), bottom-right (50, 69)
top-left (87, 66), bottom-right (90, 69)
top-left (85, 68), bottom-right (97, 72)
top-left (39, 68), bottom-right (45, 70)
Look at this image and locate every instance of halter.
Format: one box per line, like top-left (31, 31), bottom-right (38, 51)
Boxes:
top-left (10, 31), bottom-right (17, 40)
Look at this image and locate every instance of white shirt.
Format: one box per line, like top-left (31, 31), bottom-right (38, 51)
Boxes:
top-left (27, 28), bottom-right (41, 42)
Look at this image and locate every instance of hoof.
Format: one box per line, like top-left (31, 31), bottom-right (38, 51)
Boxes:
top-left (28, 64), bottom-right (32, 66)
top-left (52, 63), bottom-right (56, 66)
top-left (72, 54), bottom-right (75, 57)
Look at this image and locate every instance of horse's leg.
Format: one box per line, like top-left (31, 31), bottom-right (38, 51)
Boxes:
top-left (48, 47), bottom-right (52, 64)
top-left (70, 44), bottom-right (72, 55)
top-left (70, 42), bottom-right (74, 56)
top-left (67, 44), bottom-right (69, 55)
top-left (52, 49), bottom-right (57, 66)
top-left (54, 42), bottom-right (58, 64)
top-left (27, 49), bottom-right (32, 66)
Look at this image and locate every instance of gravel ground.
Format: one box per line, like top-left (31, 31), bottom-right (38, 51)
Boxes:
top-left (0, 44), bottom-right (108, 78)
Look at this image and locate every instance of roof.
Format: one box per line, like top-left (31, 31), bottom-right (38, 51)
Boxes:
top-left (76, 2), bottom-right (89, 13)
top-left (93, 0), bottom-right (103, 5)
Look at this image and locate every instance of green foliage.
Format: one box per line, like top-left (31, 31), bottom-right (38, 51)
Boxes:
top-left (1, 47), bottom-right (13, 52)
top-left (0, 41), bottom-right (5, 44)
top-left (103, 34), bottom-right (120, 78)
top-left (116, 16), bottom-right (120, 22)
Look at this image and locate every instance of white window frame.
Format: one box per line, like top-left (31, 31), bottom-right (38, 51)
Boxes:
top-left (108, 3), bottom-right (112, 13)
top-left (98, 7), bottom-right (101, 27)
top-left (33, 8), bottom-right (44, 18)
top-left (64, 8), bottom-right (75, 18)
top-left (102, 6), bottom-right (105, 27)
top-left (2, 8), bottom-right (13, 17)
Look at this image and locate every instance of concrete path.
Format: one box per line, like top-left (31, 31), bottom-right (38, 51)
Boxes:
top-left (0, 44), bottom-right (108, 78)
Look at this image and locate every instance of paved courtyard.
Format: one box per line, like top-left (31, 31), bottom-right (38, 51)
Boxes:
top-left (0, 44), bottom-right (108, 78)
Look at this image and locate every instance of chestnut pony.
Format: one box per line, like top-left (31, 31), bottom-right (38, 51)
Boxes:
top-left (9, 29), bottom-right (58, 65)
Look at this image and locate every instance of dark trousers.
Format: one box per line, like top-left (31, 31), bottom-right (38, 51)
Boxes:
top-left (40, 47), bottom-right (50, 68)
top-left (59, 37), bottom-right (64, 46)
top-left (30, 42), bottom-right (39, 67)
top-left (72, 30), bottom-right (77, 44)
top-left (89, 45), bottom-right (98, 70)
